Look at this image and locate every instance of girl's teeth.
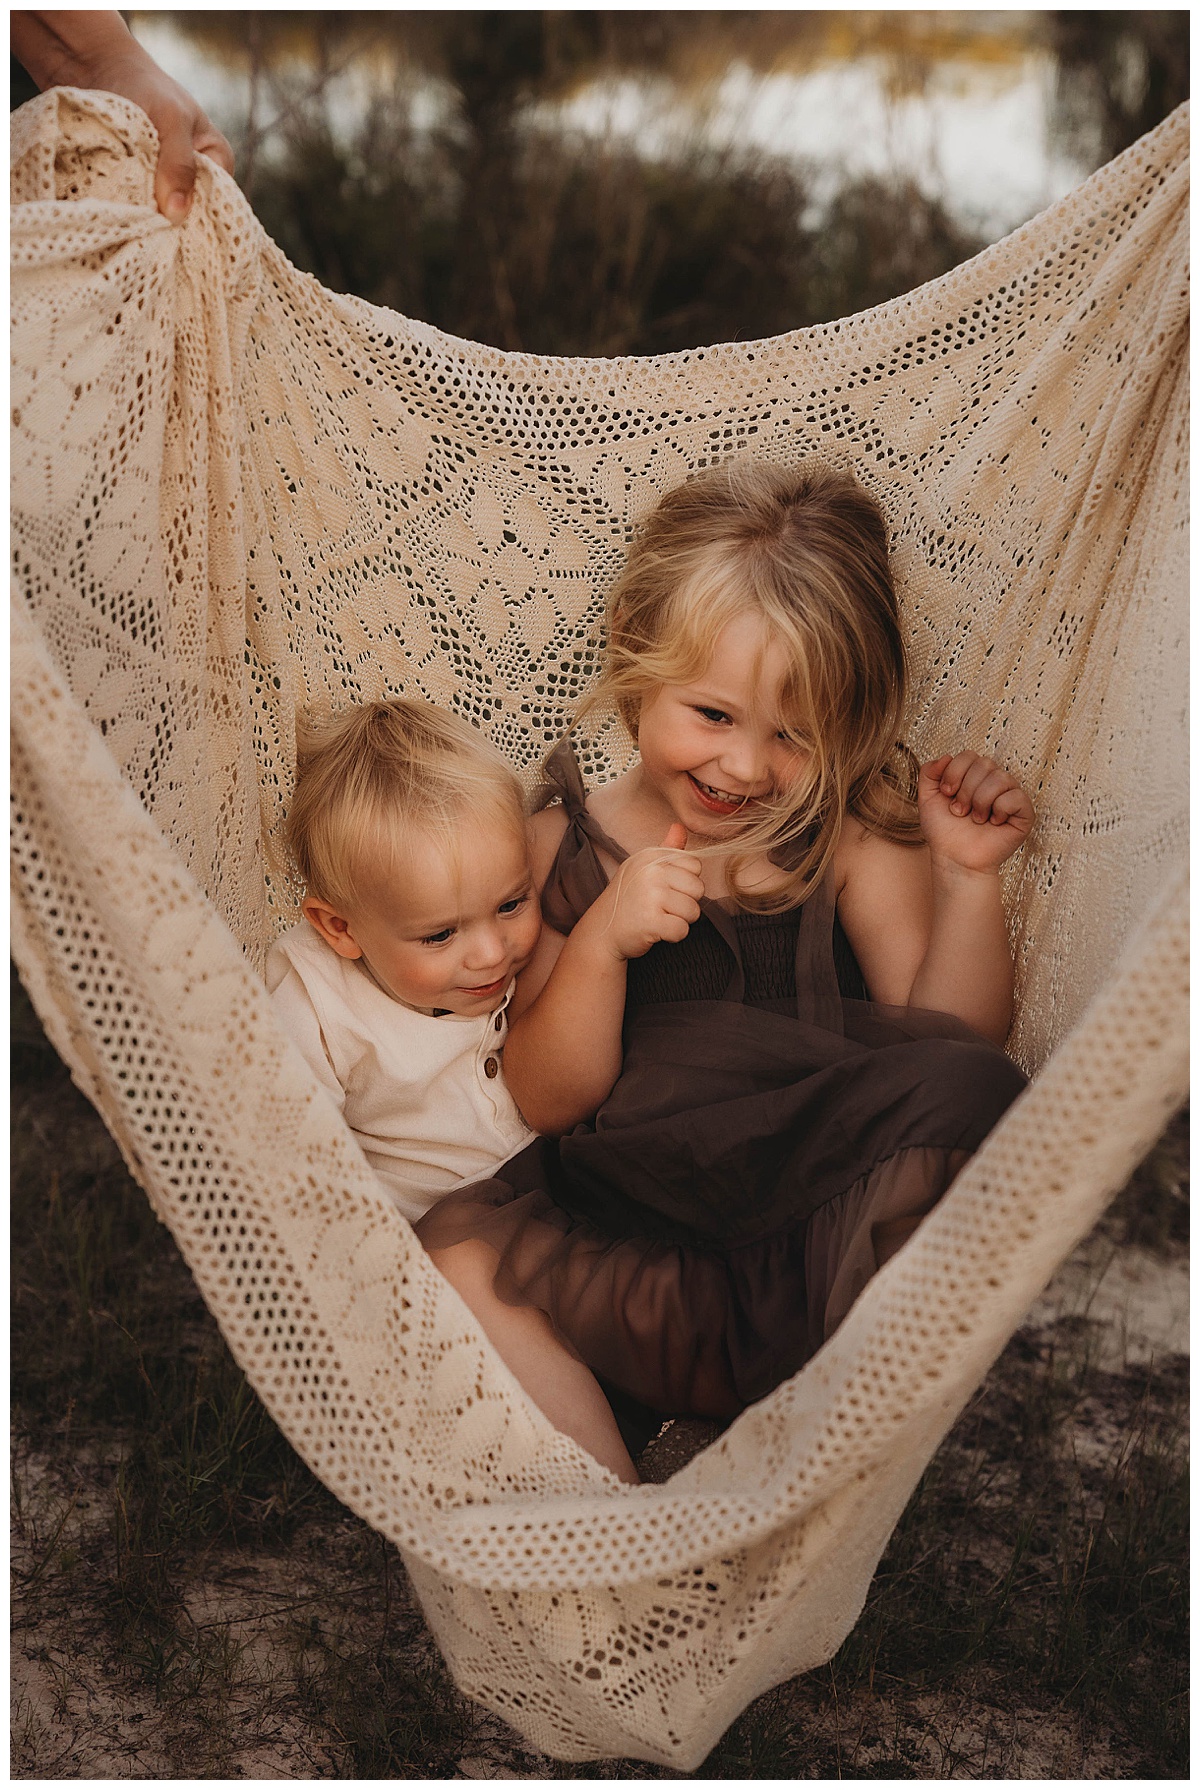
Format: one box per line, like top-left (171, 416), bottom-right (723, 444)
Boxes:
top-left (697, 778), bottom-right (743, 804)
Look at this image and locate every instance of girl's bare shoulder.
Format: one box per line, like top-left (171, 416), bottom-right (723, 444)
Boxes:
top-left (833, 815), bottom-right (873, 888)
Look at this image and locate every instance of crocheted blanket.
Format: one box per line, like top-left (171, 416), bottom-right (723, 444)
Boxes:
top-left (11, 90), bottom-right (1187, 1765)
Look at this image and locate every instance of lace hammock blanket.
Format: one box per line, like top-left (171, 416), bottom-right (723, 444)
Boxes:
top-left (10, 91), bottom-right (1188, 1767)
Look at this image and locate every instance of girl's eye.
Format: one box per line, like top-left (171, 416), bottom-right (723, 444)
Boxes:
top-left (696, 706), bottom-right (729, 724)
top-left (497, 895), bottom-right (528, 916)
top-left (421, 928), bottom-right (455, 946)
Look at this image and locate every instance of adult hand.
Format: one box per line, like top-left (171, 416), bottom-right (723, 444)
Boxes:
top-left (11, 11), bottom-right (235, 220)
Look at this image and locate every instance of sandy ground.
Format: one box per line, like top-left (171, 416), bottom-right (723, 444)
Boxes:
top-left (11, 1223), bottom-right (1187, 1780)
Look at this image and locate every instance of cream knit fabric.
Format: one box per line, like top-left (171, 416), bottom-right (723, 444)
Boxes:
top-left (11, 91), bottom-right (1187, 1766)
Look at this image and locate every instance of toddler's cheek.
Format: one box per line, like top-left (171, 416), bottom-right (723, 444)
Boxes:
top-left (517, 912), bottom-right (543, 965)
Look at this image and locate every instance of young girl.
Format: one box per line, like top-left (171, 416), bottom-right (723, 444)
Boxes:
top-left (418, 457), bottom-right (1032, 1452)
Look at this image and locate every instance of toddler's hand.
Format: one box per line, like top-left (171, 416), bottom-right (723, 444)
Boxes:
top-left (593, 823), bottom-right (704, 960)
top-left (919, 753), bottom-right (1034, 875)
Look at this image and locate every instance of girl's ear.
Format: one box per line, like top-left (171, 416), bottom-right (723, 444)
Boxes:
top-left (301, 895), bottom-right (363, 959)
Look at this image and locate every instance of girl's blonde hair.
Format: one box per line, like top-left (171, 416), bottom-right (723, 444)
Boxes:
top-left (588, 456), bottom-right (920, 910)
top-left (286, 699), bottom-right (526, 912)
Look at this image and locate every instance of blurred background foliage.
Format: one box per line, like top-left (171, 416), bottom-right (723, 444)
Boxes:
top-left (11, 11), bottom-right (1190, 355)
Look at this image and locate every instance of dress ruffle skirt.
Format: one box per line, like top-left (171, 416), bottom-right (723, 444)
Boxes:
top-left (415, 742), bottom-right (1027, 1422)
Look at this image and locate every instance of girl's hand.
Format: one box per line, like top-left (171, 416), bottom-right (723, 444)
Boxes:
top-left (919, 753), bottom-right (1034, 876)
top-left (593, 823), bottom-right (704, 961)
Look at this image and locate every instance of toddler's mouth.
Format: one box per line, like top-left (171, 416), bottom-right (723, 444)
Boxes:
top-left (460, 975), bottom-right (508, 999)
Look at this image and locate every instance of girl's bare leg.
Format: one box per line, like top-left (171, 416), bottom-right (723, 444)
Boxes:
top-left (425, 1240), bottom-right (639, 1484)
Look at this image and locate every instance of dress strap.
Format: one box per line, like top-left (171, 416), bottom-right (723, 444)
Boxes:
top-left (538, 737), bottom-right (629, 934)
top-left (794, 874), bottom-right (845, 1033)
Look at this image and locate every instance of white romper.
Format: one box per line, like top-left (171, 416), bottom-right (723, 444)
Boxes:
top-left (266, 922), bottom-right (533, 1224)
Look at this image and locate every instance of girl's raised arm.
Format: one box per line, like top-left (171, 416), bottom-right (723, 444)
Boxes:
top-left (837, 752), bottom-right (1033, 1046)
top-left (504, 813), bottom-right (702, 1135)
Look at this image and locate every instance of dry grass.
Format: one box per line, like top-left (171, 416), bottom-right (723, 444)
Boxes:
top-left (11, 971), bottom-right (1188, 1778)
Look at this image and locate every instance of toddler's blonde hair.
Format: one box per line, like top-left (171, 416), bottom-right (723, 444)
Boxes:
top-left (286, 699), bottom-right (526, 912)
top-left (589, 456), bottom-right (920, 910)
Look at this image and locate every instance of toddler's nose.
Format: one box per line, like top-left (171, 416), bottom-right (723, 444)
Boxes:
top-left (464, 924), bottom-right (506, 972)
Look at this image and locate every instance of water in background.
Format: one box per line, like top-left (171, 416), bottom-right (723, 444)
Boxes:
top-left (49, 12), bottom-right (1195, 352)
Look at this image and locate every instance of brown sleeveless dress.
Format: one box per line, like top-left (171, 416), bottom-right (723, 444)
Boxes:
top-left (415, 741), bottom-right (1027, 1421)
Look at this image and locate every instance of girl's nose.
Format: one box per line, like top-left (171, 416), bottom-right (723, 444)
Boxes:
top-left (720, 731), bottom-right (772, 794)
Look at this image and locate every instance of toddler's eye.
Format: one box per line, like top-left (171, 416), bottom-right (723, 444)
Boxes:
top-left (421, 928), bottom-right (455, 946)
top-left (497, 895), bottom-right (528, 916)
top-left (696, 706), bottom-right (729, 724)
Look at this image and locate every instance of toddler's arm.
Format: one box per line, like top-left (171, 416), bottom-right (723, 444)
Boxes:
top-left (839, 752), bottom-right (1033, 1044)
top-left (503, 817), bottom-right (703, 1134)
top-left (266, 958), bottom-right (349, 1113)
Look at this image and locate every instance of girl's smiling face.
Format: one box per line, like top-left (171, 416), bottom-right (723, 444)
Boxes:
top-left (635, 611), bottom-right (808, 839)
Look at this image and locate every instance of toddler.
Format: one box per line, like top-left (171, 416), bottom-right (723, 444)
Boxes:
top-left (269, 698), bottom-right (642, 1482)
top-left (267, 699), bottom-right (541, 1221)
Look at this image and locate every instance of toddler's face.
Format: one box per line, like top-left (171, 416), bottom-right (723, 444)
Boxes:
top-left (308, 817), bottom-right (541, 1016)
top-left (636, 611), bottom-right (808, 838)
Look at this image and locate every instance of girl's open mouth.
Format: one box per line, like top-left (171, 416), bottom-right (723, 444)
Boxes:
top-left (688, 773), bottom-right (752, 817)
